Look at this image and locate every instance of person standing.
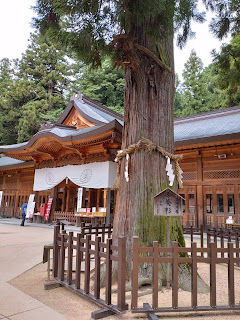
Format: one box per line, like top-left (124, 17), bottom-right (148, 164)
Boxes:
top-left (20, 202), bottom-right (27, 226)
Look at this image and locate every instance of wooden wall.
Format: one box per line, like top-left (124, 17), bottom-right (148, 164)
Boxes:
top-left (178, 142), bottom-right (240, 229)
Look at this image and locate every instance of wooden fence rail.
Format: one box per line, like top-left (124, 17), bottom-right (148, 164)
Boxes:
top-left (53, 226), bottom-right (127, 318)
top-left (183, 225), bottom-right (204, 247)
top-left (131, 236), bottom-right (240, 316)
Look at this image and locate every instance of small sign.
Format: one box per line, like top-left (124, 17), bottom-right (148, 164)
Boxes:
top-left (77, 188), bottom-right (83, 211)
top-left (26, 194), bottom-right (35, 218)
top-left (154, 188), bottom-right (184, 217)
top-left (44, 198), bottom-right (53, 221)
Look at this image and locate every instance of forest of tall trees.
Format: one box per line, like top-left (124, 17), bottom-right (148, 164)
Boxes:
top-left (1, 32), bottom-right (239, 145)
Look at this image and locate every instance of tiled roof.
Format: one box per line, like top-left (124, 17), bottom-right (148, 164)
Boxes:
top-left (1, 103), bottom-right (240, 167)
top-left (0, 156), bottom-right (25, 167)
top-left (174, 107), bottom-right (240, 144)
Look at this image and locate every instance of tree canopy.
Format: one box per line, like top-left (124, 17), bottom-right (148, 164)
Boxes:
top-left (75, 58), bottom-right (124, 114)
top-left (33, 0), bottom-right (205, 67)
top-left (0, 33), bottom-right (78, 144)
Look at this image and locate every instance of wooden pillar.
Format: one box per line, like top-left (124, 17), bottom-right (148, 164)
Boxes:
top-left (105, 189), bottom-right (111, 225)
top-left (62, 187), bottom-right (67, 212)
top-left (87, 189), bottom-right (91, 208)
top-left (96, 189), bottom-right (100, 211)
top-left (185, 189), bottom-right (190, 227)
top-left (212, 186), bottom-right (217, 228)
top-left (223, 186), bottom-right (228, 224)
top-left (234, 185), bottom-right (239, 223)
top-left (14, 171), bottom-right (21, 217)
top-left (66, 187), bottom-right (70, 212)
top-left (103, 189), bottom-right (107, 208)
top-left (197, 185), bottom-right (203, 228)
top-left (196, 155), bottom-right (203, 228)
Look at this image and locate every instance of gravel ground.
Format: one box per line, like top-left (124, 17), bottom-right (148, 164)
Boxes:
top-left (8, 236), bottom-right (240, 320)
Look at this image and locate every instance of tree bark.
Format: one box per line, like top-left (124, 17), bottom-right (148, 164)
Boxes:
top-left (113, 25), bottom-right (184, 278)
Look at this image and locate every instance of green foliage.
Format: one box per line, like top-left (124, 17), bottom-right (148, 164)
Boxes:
top-left (0, 33), bottom-right (78, 144)
top-left (33, 0), bottom-right (205, 66)
top-left (212, 33), bottom-right (240, 107)
top-left (75, 59), bottom-right (124, 115)
top-left (203, 0), bottom-right (240, 39)
top-left (177, 50), bottom-right (209, 116)
top-left (174, 43), bottom-right (240, 118)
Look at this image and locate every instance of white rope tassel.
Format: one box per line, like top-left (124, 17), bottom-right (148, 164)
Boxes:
top-left (178, 164), bottom-right (183, 187)
top-left (166, 156), bottom-right (175, 186)
top-left (124, 153), bottom-right (129, 182)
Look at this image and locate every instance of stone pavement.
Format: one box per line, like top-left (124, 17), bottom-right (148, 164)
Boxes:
top-left (0, 221), bottom-right (67, 320)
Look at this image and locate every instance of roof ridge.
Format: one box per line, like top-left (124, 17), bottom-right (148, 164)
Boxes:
top-left (82, 94), bottom-right (124, 121)
top-left (174, 106), bottom-right (240, 124)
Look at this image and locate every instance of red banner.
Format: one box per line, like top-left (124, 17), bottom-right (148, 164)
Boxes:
top-left (44, 198), bottom-right (53, 221)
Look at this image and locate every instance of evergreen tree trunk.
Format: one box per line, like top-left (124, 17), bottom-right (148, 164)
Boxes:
top-left (113, 26), bottom-right (184, 280)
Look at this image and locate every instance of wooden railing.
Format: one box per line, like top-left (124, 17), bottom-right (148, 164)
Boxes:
top-left (52, 211), bottom-right (76, 223)
top-left (53, 226), bottom-right (127, 318)
top-left (183, 225), bottom-right (204, 247)
top-left (80, 223), bottom-right (113, 243)
top-left (131, 236), bottom-right (240, 315)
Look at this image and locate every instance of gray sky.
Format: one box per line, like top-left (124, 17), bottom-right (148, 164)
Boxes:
top-left (0, 0), bottom-right (229, 77)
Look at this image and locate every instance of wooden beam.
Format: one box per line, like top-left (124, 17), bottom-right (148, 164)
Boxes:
top-left (91, 308), bottom-right (115, 319)
top-left (212, 186), bottom-right (217, 228)
top-left (234, 185), bottom-right (239, 223)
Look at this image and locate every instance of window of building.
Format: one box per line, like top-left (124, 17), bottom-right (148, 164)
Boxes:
top-left (228, 194), bottom-right (235, 215)
top-left (206, 194), bottom-right (213, 214)
top-left (189, 194), bottom-right (195, 214)
top-left (217, 194), bottom-right (224, 215)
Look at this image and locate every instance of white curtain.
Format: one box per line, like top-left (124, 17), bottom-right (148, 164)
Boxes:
top-left (33, 161), bottom-right (117, 191)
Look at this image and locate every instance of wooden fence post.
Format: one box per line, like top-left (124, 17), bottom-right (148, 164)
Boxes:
top-left (67, 232), bottom-right (73, 285)
top-left (153, 241), bottom-right (159, 309)
top-left (60, 233), bottom-right (65, 281)
top-left (117, 236), bottom-right (127, 311)
top-left (228, 242), bottom-right (235, 307)
top-left (210, 242), bottom-right (216, 307)
top-left (200, 225), bottom-right (204, 252)
top-left (172, 242), bottom-right (179, 309)
top-left (131, 237), bottom-right (139, 310)
top-left (191, 242), bottom-right (197, 308)
top-left (84, 234), bottom-right (91, 294)
top-left (53, 225), bottom-right (60, 278)
top-left (94, 236), bottom-right (101, 299)
top-left (207, 232), bottom-right (210, 257)
top-left (220, 228), bottom-right (224, 258)
top-left (236, 231), bottom-right (239, 266)
top-left (76, 233), bottom-right (81, 290)
top-left (105, 238), bottom-right (112, 305)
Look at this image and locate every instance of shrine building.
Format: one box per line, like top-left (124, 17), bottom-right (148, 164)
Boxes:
top-left (0, 91), bottom-right (123, 224)
top-left (0, 90), bottom-right (240, 229)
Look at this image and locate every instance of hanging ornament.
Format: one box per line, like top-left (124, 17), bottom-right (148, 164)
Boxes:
top-left (176, 161), bottom-right (183, 188)
top-left (124, 153), bottom-right (129, 182)
top-left (165, 156), bottom-right (175, 186)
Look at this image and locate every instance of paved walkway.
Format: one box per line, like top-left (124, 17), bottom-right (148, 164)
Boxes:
top-left (0, 220), bottom-right (67, 320)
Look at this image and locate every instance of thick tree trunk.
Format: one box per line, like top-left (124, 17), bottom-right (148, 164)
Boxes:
top-left (113, 27), bottom-right (184, 279)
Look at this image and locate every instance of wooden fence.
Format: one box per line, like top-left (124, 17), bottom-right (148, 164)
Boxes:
top-left (81, 224), bottom-right (113, 243)
top-left (50, 225), bottom-right (240, 318)
top-left (52, 211), bottom-right (76, 223)
top-left (131, 236), bottom-right (240, 316)
top-left (53, 225), bottom-right (127, 318)
top-left (183, 225), bottom-right (204, 247)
